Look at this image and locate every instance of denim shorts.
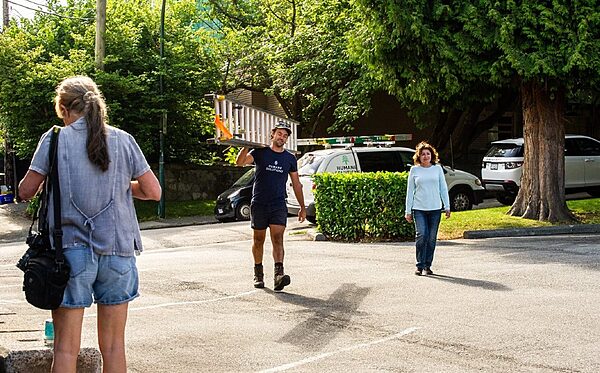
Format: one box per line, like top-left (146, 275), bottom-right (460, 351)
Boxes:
top-left (61, 244), bottom-right (139, 308)
top-left (251, 202), bottom-right (288, 230)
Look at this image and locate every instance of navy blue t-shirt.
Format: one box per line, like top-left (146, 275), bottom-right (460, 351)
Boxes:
top-left (250, 147), bottom-right (298, 204)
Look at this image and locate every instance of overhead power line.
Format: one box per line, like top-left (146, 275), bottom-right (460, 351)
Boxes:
top-left (19, 0), bottom-right (49, 9)
top-left (7, 0), bottom-right (93, 20)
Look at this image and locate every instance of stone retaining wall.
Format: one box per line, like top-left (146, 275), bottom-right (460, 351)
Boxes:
top-left (154, 164), bottom-right (249, 202)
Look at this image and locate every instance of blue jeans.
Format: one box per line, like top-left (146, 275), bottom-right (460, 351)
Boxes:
top-left (413, 209), bottom-right (442, 269)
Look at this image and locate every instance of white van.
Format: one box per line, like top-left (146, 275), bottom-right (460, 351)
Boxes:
top-left (286, 146), bottom-right (485, 223)
top-left (481, 135), bottom-right (600, 204)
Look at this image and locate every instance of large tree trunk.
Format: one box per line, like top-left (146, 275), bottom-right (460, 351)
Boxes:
top-left (508, 81), bottom-right (575, 222)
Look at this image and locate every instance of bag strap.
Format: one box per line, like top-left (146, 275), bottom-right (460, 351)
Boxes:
top-left (47, 126), bottom-right (65, 266)
top-left (27, 128), bottom-right (59, 236)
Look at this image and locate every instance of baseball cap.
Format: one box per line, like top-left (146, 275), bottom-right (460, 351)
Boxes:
top-left (273, 120), bottom-right (292, 135)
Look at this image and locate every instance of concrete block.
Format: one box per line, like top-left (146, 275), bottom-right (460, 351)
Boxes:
top-left (1, 347), bottom-right (101, 373)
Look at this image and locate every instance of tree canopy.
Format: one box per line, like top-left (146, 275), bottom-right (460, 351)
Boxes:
top-left (351, 0), bottom-right (600, 221)
top-left (0, 0), bottom-right (221, 163)
top-left (202, 0), bottom-right (378, 137)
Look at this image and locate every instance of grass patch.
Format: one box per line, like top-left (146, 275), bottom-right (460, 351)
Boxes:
top-left (439, 197), bottom-right (600, 239)
top-left (289, 230), bottom-right (308, 236)
top-left (134, 199), bottom-right (215, 222)
top-left (568, 197), bottom-right (600, 224)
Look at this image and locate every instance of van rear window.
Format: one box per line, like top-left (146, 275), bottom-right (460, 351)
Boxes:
top-left (485, 144), bottom-right (524, 157)
top-left (297, 154), bottom-right (325, 176)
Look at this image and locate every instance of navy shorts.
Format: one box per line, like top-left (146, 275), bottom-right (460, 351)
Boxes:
top-left (251, 202), bottom-right (288, 230)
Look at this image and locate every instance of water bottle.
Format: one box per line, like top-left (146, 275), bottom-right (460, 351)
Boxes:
top-left (44, 318), bottom-right (54, 346)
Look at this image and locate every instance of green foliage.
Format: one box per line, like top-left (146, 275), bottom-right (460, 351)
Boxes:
top-left (223, 147), bottom-right (240, 165)
top-left (313, 172), bottom-right (413, 241)
top-left (203, 0), bottom-right (378, 135)
top-left (25, 193), bottom-right (41, 218)
top-left (134, 198), bottom-right (215, 221)
top-left (350, 0), bottom-right (600, 121)
top-left (0, 0), bottom-right (221, 163)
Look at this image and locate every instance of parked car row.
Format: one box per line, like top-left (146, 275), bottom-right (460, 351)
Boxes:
top-left (481, 135), bottom-right (600, 204)
top-left (215, 134), bottom-right (600, 222)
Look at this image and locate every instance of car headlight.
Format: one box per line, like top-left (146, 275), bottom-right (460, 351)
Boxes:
top-left (505, 162), bottom-right (523, 169)
top-left (475, 178), bottom-right (482, 186)
top-left (228, 189), bottom-right (241, 199)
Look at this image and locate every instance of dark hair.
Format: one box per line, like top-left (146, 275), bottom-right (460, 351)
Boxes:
top-left (54, 76), bottom-right (109, 171)
top-left (412, 141), bottom-right (440, 165)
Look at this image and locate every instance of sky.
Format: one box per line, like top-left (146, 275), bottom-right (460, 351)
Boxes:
top-left (4, 0), bottom-right (44, 21)
top-left (2, 0), bottom-right (73, 27)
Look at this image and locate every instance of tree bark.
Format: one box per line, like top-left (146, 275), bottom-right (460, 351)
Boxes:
top-left (508, 81), bottom-right (575, 222)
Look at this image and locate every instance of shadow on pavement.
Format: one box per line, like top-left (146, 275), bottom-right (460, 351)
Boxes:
top-left (426, 274), bottom-right (511, 291)
top-left (269, 283), bottom-right (371, 351)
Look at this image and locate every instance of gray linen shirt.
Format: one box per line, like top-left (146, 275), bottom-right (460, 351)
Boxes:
top-left (29, 117), bottom-right (150, 256)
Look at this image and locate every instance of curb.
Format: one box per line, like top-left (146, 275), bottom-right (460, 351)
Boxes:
top-left (138, 218), bottom-right (219, 230)
top-left (463, 224), bottom-right (600, 239)
top-left (0, 347), bottom-right (101, 373)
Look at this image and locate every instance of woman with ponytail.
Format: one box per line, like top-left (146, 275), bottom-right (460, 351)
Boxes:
top-left (19, 76), bottom-right (161, 373)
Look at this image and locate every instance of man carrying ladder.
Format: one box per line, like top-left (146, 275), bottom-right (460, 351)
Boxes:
top-left (236, 121), bottom-right (306, 291)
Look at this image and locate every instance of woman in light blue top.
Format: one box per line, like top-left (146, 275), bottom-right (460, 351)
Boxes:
top-left (405, 141), bottom-right (451, 276)
top-left (19, 76), bottom-right (161, 373)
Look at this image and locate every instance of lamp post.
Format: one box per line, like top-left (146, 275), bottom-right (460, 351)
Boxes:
top-left (157, 0), bottom-right (166, 218)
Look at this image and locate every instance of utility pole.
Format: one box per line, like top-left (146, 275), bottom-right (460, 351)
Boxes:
top-left (95, 0), bottom-right (106, 71)
top-left (2, 0), bottom-right (9, 30)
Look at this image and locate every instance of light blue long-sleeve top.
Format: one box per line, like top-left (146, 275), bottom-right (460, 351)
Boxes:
top-left (405, 164), bottom-right (450, 213)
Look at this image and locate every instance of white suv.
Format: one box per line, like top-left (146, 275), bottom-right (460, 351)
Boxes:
top-left (481, 135), bottom-right (600, 204)
top-left (286, 146), bottom-right (486, 223)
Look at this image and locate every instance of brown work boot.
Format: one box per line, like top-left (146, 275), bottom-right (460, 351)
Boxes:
top-left (274, 273), bottom-right (290, 291)
top-left (253, 265), bottom-right (264, 288)
top-left (274, 262), bottom-right (290, 291)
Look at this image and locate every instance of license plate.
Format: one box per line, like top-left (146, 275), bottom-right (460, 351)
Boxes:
top-left (490, 163), bottom-right (498, 170)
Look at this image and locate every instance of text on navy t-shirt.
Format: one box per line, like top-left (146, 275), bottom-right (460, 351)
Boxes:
top-left (249, 147), bottom-right (298, 204)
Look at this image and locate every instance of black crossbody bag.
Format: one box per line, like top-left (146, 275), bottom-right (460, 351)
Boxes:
top-left (16, 126), bottom-right (70, 310)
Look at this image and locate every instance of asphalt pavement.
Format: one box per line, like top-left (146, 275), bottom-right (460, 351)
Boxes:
top-left (2, 198), bottom-right (600, 372)
top-left (2, 224), bottom-right (599, 372)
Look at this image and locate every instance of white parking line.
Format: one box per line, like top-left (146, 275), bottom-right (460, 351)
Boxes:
top-left (258, 327), bottom-right (421, 373)
top-left (83, 289), bottom-right (260, 318)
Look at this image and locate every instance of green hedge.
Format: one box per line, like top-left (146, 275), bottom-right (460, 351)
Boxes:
top-left (313, 172), bottom-right (415, 241)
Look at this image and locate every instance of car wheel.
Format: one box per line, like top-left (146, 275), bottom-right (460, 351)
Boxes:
top-left (306, 215), bottom-right (317, 224)
top-left (496, 193), bottom-right (515, 205)
top-left (449, 188), bottom-right (473, 211)
top-left (235, 201), bottom-right (251, 220)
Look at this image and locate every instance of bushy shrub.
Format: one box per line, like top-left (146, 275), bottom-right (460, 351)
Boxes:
top-left (313, 172), bottom-right (414, 241)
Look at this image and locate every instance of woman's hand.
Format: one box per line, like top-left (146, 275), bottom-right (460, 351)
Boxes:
top-left (405, 213), bottom-right (412, 223)
top-left (445, 210), bottom-right (451, 219)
